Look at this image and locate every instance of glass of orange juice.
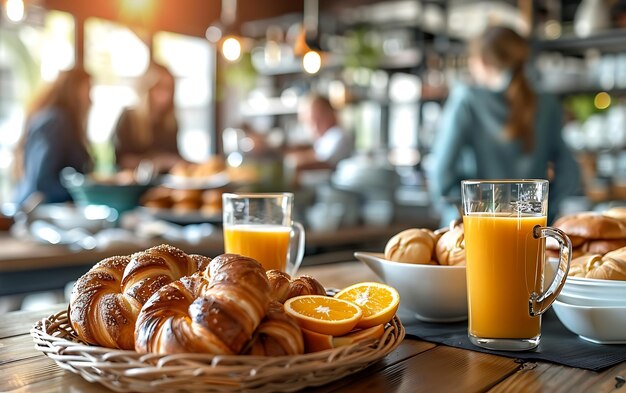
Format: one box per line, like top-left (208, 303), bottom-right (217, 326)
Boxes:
top-left (461, 180), bottom-right (571, 351)
top-left (222, 193), bottom-right (304, 274)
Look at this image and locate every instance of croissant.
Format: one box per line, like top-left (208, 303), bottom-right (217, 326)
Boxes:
top-left (568, 248), bottom-right (626, 281)
top-left (266, 270), bottom-right (326, 303)
top-left (68, 244), bottom-right (207, 349)
top-left (246, 301), bottom-right (304, 356)
top-left (134, 254), bottom-right (272, 354)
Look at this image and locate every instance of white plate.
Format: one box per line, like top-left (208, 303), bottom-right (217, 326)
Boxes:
top-left (561, 277), bottom-right (626, 302)
top-left (552, 300), bottom-right (626, 344)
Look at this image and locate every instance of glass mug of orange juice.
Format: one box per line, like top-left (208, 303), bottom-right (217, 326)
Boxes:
top-left (222, 193), bottom-right (305, 274)
top-left (462, 180), bottom-right (572, 351)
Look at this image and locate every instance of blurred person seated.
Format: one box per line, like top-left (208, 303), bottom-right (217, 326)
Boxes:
top-left (428, 26), bottom-right (581, 226)
top-left (285, 94), bottom-right (353, 187)
top-left (113, 62), bottom-right (182, 174)
top-left (13, 67), bottom-right (93, 206)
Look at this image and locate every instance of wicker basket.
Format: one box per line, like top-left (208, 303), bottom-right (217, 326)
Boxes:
top-left (31, 309), bottom-right (404, 392)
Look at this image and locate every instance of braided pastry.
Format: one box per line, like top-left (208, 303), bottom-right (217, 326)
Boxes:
top-left (266, 270), bottom-right (326, 303)
top-left (69, 244), bottom-right (207, 349)
top-left (135, 254), bottom-right (272, 354)
top-left (246, 301), bottom-right (304, 356)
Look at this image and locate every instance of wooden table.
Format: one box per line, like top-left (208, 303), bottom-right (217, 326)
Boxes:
top-left (2, 262), bottom-right (624, 393)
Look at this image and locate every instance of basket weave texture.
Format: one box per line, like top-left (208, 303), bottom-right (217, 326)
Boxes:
top-left (31, 309), bottom-right (404, 393)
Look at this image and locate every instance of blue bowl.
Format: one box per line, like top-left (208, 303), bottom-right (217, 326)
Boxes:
top-left (61, 167), bottom-right (152, 214)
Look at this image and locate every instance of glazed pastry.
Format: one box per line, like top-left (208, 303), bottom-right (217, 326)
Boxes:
top-left (134, 254), bottom-right (271, 355)
top-left (246, 301), bottom-right (304, 356)
top-left (384, 228), bottom-right (436, 264)
top-left (68, 245), bottom-right (206, 349)
top-left (266, 270), bottom-right (326, 303)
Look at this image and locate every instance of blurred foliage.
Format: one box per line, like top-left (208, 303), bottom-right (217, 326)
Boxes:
top-left (90, 142), bottom-right (116, 175)
top-left (220, 52), bottom-right (257, 96)
top-left (563, 94), bottom-right (607, 122)
top-left (343, 27), bottom-right (382, 70)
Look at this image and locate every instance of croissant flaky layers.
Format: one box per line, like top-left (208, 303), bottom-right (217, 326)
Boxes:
top-left (68, 246), bottom-right (320, 355)
top-left (68, 244), bottom-right (210, 349)
top-left (135, 253), bottom-right (272, 355)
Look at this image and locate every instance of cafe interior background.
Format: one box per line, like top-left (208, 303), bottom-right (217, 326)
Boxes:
top-left (1, 0), bottom-right (626, 313)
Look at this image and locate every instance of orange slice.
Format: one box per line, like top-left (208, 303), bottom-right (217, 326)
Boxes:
top-left (334, 282), bottom-right (400, 329)
top-left (301, 328), bottom-right (334, 352)
top-left (333, 324), bottom-right (385, 347)
top-left (302, 324), bottom-right (386, 353)
top-left (284, 295), bottom-right (363, 336)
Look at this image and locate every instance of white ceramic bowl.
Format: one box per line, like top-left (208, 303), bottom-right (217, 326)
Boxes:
top-left (560, 276), bottom-right (626, 303)
top-left (557, 292), bottom-right (626, 307)
top-left (552, 300), bottom-right (626, 344)
top-left (354, 252), bottom-right (467, 322)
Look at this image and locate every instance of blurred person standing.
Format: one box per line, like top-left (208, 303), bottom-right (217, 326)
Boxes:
top-left (113, 62), bottom-right (182, 173)
top-left (286, 94), bottom-right (353, 187)
top-left (428, 26), bottom-right (581, 225)
top-left (13, 67), bottom-right (93, 206)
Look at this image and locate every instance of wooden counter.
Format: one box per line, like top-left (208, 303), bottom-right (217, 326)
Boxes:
top-left (1, 261), bottom-right (624, 393)
top-left (0, 223), bottom-right (415, 296)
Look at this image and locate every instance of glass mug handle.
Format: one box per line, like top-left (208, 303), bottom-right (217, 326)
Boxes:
top-left (529, 226), bottom-right (572, 317)
top-left (288, 221), bottom-right (306, 276)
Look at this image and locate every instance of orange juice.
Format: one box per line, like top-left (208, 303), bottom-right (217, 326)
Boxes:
top-left (463, 213), bottom-right (546, 339)
top-left (223, 224), bottom-right (291, 271)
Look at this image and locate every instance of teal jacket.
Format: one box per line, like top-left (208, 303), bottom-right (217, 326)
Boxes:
top-left (428, 84), bottom-right (581, 225)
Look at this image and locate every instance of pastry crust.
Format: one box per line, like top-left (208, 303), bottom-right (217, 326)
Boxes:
top-left (266, 270), bottom-right (326, 303)
top-left (435, 223), bottom-right (465, 266)
top-left (568, 247), bottom-right (626, 280)
top-left (68, 245), bottom-right (206, 349)
top-left (134, 254), bottom-right (271, 355)
top-left (553, 212), bottom-right (626, 240)
top-left (384, 228), bottom-right (436, 265)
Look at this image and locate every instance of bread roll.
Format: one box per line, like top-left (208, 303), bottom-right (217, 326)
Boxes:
top-left (172, 201), bottom-right (201, 212)
top-left (582, 238), bottom-right (626, 255)
top-left (547, 246), bottom-right (585, 260)
top-left (552, 213), bottom-right (626, 240)
top-left (435, 223), bottom-right (465, 266)
top-left (170, 189), bottom-right (203, 204)
top-left (604, 207), bottom-right (626, 222)
top-left (384, 228), bottom-right (436, 264)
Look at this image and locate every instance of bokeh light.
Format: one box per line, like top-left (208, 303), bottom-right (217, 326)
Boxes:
top-left (594, 92), bottom-right (611, 110)
top-left (221, 36), bottom-right (242, 62)
top-left (6, 0), bottom-right (25, 22)
top-left (302, 50), bottom-right (321, 74)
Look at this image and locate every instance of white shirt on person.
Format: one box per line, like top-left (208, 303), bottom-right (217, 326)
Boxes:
top-left (313, 126), bottom-right (353, 165)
